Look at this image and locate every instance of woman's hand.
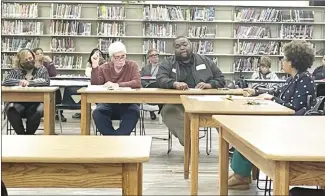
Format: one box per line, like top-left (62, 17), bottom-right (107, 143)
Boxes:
top-left (91, 53), bottom-right (99, 68)
top-left (243, 88), bottom-right (256, 97)
top-left (257, 93), bottom-right (274, 100)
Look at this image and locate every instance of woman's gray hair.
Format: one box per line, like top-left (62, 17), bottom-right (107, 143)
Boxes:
top-left (108, 41), bottom-right (126, 57)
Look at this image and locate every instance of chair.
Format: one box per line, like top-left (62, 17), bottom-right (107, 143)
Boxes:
top-left (56, 87), bottom-right (82, 133)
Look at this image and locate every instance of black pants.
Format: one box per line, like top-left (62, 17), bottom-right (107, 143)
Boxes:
top-left (1, 181), bottom-right (8, 196)
top-left (6, 102), bottom-right (44, 135)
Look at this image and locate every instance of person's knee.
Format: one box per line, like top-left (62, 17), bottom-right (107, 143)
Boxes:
top-left (35, 103), bottom-right (44, 117)
top-left (128, 104), bottom-right (140, 118)
top-left (161, 105), bottom-right (184, 122)
top-left (92, 107), bottom-right (101, 120)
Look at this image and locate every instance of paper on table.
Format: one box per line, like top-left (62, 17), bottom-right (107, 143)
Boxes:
top-left (87, 85), bottom-right (107, 90)
top-left (188, 95), bottom-right (223, 101)
top-left (188, 88), bottom-right (202, 91)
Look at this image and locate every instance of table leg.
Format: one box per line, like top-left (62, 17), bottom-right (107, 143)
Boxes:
top-left (43, 92), bottom-right (55, 135)
top-left (122, 163), bottom-right (139, 196)
top-left (190, 114), bottom-right (199, 195)
top-left (137, 163), bottom-right (143, 195)
top-left (184, 112), bottom-right (190, 179)
top-left (80, 94), bottom-right (91, 135)
top-left (273, 161), bottom-right (289, 195)
top-left (219, 127), bottom-right (229, 196)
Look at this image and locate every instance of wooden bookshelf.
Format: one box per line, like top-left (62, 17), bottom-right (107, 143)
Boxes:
top-left (1, 1), bottom-right (325, 80)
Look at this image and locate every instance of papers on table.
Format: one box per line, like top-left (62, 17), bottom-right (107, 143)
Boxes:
top-left (188, 95), bottom-right (223, 101)
top-left (87, 85), bottom-right (134, 91)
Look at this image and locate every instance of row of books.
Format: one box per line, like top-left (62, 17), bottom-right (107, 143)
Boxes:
top-left (192, 40), bottom-right (214, 54)
top-left (143, 23), bottom-right (177, 37)
top-left (235, 41), bottom-right (280, 55)
top-left (51, 37), bottom-right (75, 52)
top-left (143, 6), bottom-right (185, 21)
top-left (97, 5), bottom-right (125, 19)
top-left (143, 40), bottom-right (167, 53)
top-left (2, 21), bottom-right (44, 35)
top-left (279, 24), bottom-right (313, 39)
top-left (233, 57), bottom-right (259, 71)
top-left (50, 4), bottom-right (82, 19)
top-left (1, 54), bottom-right (15, 68)
top-left (53, 55), bottom-right (83, 69)
top-left (1, 3), bottom-right (38, 18)
top-left (97, 22), bottom-right (125, 36)
top-left (235, 26), bottom-right (272, 38)
top-left (188, 25), bottom-right (217, 38)
top-left (98, 38), bottom-right (122, 53)
top-left (50, 21), bottom-right (91, 36)
top-left (2, 38), bottom-right (40, 51)
top-left (235, 8), bottom-right (314, 22)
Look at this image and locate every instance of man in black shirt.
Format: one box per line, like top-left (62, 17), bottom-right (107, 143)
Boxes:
top-left (156, 36), bottom-right (225, 146)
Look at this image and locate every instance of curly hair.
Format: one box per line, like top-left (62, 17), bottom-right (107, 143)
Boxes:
top-left (259, 56), bottom-right (272, 68)
top-left (283, 40), bottom-right (315, 72)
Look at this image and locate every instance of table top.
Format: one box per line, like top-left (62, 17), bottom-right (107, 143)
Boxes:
top-left (50, 76), bottom-right (90, 80)
top-left (245, 79), bottom-right (325, 84)
top-left (2, 135), bottom-right (152, 163)
top-left (50, 80), bottom-right (90, 87)
top-left (77, 87), bottom-right (244, 95)
top-left (2, 86), bottom-right (59, 93)
top-left (181, 95), bottom-right (294, 115)
top-left (212, 115), bottom-right (325, 161)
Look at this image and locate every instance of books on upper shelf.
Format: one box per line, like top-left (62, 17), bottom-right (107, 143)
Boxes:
top-left (98, 38), bottom-right (122, 53)
top-left (97, 22), bottom-right (125, 36)
top-left (51, 37), bottom-right (75, 52)
top-left (235, 25), bottom-right (271, 38)
top-left (53, 55), bottom-right (83, 69)
top-left (1, 54), bottom-right (15, 68)
top-left (1, 37), bottom-right (39, 51)
top-left (97, 5), bottom-right (125, 19)
top-left (187, 7), bottom-right (216, 21)
top-left (233, 57), bottom-right (259, 71)
top-left (235, 8), bottom-right (314, 22)
top-left (50, 20), bottom-right (91, 35)
top-left (143, 39), bottom-right (166, 53)
top-left (279, 24), bottom-right (313, 39)
top-left (143, 5), bottom-right (185, 21)
top-left (235, 41), bottom-right (280, 55)
top-left (1, 3), bottom-right (38, 18)
top-left (2, 20), bottom-right (43, 35)
top-left (143, 22), bottom-right (177, 37)
top-left (192, 40), bottom-right (214, 54)
top-left (51, 4), bottom-right (82, 19)
top-left (188, 25), bottom-right (217, 38)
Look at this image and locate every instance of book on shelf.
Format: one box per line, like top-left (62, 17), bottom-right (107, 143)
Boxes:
top-left (235, 41), bottom-right (280, 55)
top-left (98, 38), bottom-right (122, 53)
top-left (143, 5), bottom-right (185, 21)
top-left (53, 55), bottom-right (83, 69)
top-left (97, 5), bottom-right (125, 19)
top-left (51, 37), bottom-right (75, 52)
top-left (188, 25), bottom-right (217, 38)
top-left (235, 8), bottom-right (314, 22)
top-left (51, 3), bottom-right (82, 19)
top-left (235, 25), bottom-right (271, 38)
top-left (50, 20), bottom-right (91, 35)
top-left (97, 22), bottom-right (125, 36)
top-left (279, 24), bottom-right (313, 39)
top-left (143, 22), bottom-right (177, 37)
top-left (1, 54), bottom-right (16, 68)
top-left (192, 40), bottom-right (214, 54)
top-left (143, 39), bottom-right (166, 53)
top-left (188, 7), bottom-right (215, 21)
top-left (1, 3), bottom-right (38, 18)
top-left (233, 57), bottom-right (259, 72)
top-left (2, 37), bottom-right (39, 51)
top-left (2, 20), bottom-right (44, 35)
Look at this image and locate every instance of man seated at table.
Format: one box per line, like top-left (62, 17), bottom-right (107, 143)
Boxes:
top-left (312, 54), bottom-right (325, 80)
top-left (156, 36), bottom-right (225, 146)
top-left (250, 55), bottom-right (279, 90)
top-left (91, 41), bottom-right (141, 135)
top-left (2, 48), bottom-right (50, 135)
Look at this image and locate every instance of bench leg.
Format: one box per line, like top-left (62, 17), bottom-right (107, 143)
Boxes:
top-left (122, 163), bottom-right (141, 195)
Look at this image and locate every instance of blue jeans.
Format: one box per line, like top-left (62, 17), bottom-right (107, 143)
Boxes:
top-left (92, 103), bottom-right (139, 135)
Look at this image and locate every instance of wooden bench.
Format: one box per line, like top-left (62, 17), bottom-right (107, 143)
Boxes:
top-left (2, 135), bottom-right (152, 195)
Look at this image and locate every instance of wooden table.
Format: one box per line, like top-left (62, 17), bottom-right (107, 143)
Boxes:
top-left (77, 87), bottom-right (244, 135)
top-left (2, 135), bottom-right (152, 195)
top-left (180, 95), bottom-right (295, 195)
top-left (213, 115), bottom-right (325, 195)
top-left (2, 86), bottom-right (58, 135)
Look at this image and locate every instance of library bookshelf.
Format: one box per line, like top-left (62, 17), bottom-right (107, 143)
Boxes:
top-left (1, 1), bottom-right (325, 80)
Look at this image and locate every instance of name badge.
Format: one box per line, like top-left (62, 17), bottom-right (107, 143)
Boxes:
top-left (196, 64), bottom-right (206, 70)
top-left (172, 68), bottom-right (176, 73)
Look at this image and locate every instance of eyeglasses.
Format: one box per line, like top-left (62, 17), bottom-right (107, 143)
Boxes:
top-left (149, 54), bottom-right (158, 58)
top-left (113, 55), bottom-right (126, 60)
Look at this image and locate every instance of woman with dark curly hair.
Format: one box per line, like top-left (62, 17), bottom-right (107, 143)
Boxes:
top-left (228, 40), bottom-right (316, 190)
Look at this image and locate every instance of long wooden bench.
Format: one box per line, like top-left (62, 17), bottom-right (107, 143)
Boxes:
top-left (2, 135), bottom-right (152, 195)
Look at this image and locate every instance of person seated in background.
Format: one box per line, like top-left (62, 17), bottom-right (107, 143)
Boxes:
top-left (250, 55), bottom-right (279, 90)
top-left (156, 36), bottom-right (225, 146)
top-left (312, 54), bottom-right (325, 80)
top-left (72, 48), bottom-right (106, 119)
top-left (33, 47), bottom-right (67, 122)
top-left (140, 48), bottom-right (161, 120)
top-left (91, 41), bottom-right (141, 135)
top-left (229, 40), bottom-right (316, 190)
top-left (2, 48), bottom-right (50, 135)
